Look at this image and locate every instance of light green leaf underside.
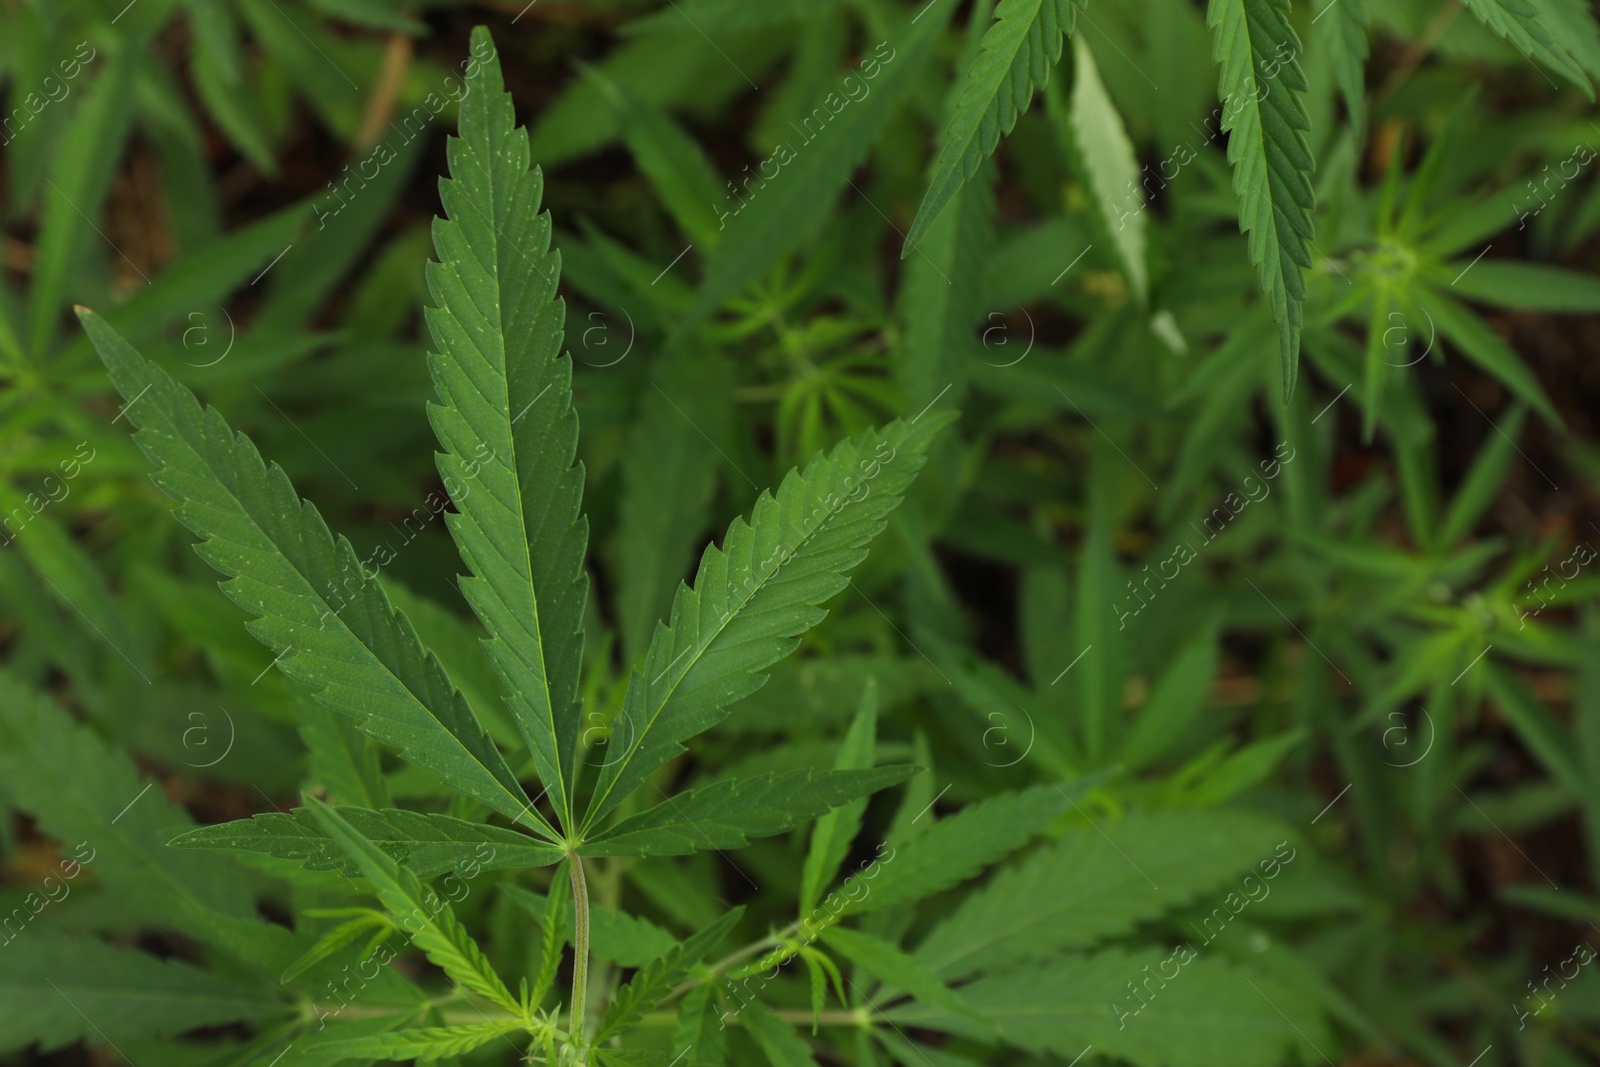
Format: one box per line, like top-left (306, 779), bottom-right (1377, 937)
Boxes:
top-left (307, 798), bottom-right (521, 1014)
top-left (78, 310), bottom-right (546, 839)
top-left (890, 949), bottom-right (1319, 1067)
top-left (903, 0), bottom-right (1082, 255)
top-left (1461, 0), bottom-right (1593, 95)
top-left (582, 413), bottom-right (955, 831)
top-left (915, 809), bottom-right (1292, 978)
top-left (0, 934), bottom-right (274, 1056)
top-left (1206, 0), bottom-right (1315, 399)
top-left (170, 805), bottom-right (564, 877)
top-left (595, 908), bottom-right (743, 1042)
top-left (581, 766), bottom-right (914, 858)
top-left (426, 25), bottom-right (589, 832)
top-left (1064, 36), bottom-right (1146, 303)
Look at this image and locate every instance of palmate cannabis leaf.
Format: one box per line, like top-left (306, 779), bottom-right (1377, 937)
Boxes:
top-left (76, 309), bottom-right (552, 841)
top-left (903, 0), bottom-right (1082, 256)
top-left (580, 412), bottom-right (956, 832)
top-left (170, 805), bottom-right (563, 877)
top-left (426, 24), bottom-right (589, 835)
top-left (1207, 0), bottom-right (1315, 399)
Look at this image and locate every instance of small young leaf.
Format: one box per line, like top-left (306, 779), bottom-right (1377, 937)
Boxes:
top-left (595, 907), bottom-right (744, 1041)
top-left (306, 797), bottom-right (522, 1014)
top-left (820, 926), bottom-right (994, 1036)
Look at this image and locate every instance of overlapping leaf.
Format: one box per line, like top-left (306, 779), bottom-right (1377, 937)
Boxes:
top-left (1206, 0), bottom-right (1315, 398)
top-left (903, 0), bottom-right (1082, 254)
top-left (1461, 0), bottom-right (1592, 94)
top-left (78, 310), bottom-right (545, 838)
top-left (581, 413), bottom-right (955, 831)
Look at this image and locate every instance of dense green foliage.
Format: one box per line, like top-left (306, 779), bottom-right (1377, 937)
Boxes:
top-left (3, 1), bottom-right (1600, 1066)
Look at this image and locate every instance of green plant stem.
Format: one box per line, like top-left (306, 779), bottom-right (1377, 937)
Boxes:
top-left (568, 853), bottom-right (591, 1042)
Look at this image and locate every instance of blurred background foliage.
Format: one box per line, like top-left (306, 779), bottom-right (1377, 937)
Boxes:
top-left (3, 0), bottom-right (1600, 1064)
